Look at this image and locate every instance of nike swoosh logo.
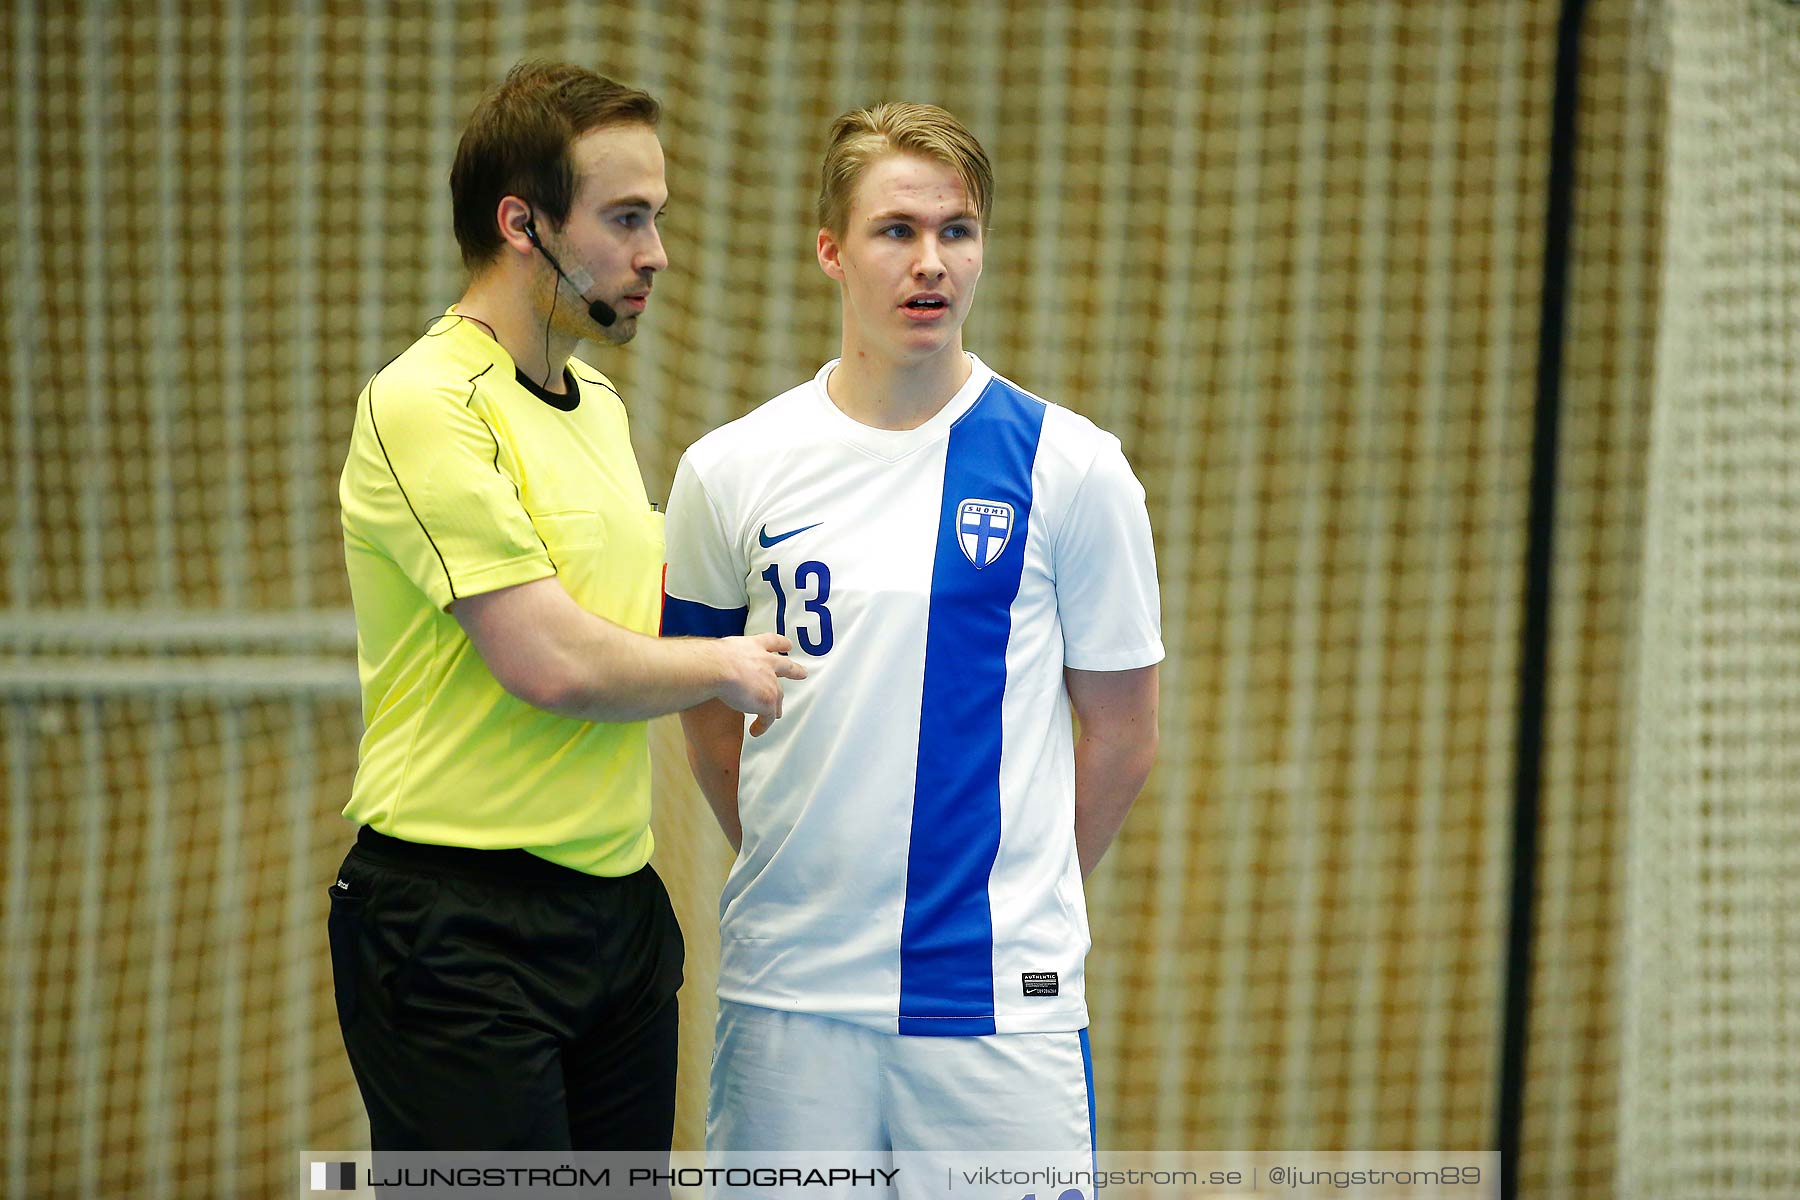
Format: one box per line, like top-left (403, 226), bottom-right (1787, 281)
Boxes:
top-left (758, 522), bottom-right (822, 548)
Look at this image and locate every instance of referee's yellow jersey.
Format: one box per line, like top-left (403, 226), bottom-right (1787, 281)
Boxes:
top-left (338, 312), bottom-right (665, 875)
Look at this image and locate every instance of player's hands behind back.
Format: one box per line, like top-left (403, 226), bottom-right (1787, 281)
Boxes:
top-left (713, 633), bottom-right (806, 736)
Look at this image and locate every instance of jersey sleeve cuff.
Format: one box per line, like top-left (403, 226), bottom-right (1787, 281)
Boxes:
top-left (434, 557), bottom-right (557, 611)
top-left (1063, 641), bottom-right (1165, 672)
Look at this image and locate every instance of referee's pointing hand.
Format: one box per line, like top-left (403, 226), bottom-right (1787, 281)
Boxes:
top-left (714, 633), bottom-right (807, 737)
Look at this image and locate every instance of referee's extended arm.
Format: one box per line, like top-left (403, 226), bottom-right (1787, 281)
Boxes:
top-left (453, 575), bottom-right (805, 726)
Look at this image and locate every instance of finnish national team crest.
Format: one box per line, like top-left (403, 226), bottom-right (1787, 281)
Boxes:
top-left (956, 498), bottom-right (1015, 569)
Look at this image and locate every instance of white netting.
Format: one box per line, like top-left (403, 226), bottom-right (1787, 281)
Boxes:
top-left (1618, 2), bottom-right (1800, 1198)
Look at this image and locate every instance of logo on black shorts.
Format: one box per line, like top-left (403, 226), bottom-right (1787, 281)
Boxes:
top-left (1022, 971), bottom-right (1060, 997)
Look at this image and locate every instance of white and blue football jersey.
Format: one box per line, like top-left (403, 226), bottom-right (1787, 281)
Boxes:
top-left (663, 355), bottom-right (1163, 1036)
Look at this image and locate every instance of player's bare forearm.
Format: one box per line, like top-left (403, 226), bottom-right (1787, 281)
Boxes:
top-left (1067, 664), bottom-right (1160, 878)
top-left (680, 700), bottom-right (746, 851)
top-left (452, 576), bottom-right (801, 724)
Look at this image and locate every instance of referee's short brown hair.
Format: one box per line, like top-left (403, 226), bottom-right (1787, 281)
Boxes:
top-left (451, 60), bottom-right (660, 271)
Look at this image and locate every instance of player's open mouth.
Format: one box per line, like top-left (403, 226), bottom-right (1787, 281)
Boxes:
top-left (901, 294), bottom-right (949, 320)
top-left (621, 294), bottom-right (649, 313)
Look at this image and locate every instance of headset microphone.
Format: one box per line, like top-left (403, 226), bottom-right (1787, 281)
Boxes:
top-left (524, 217), bottom-right (618, 328)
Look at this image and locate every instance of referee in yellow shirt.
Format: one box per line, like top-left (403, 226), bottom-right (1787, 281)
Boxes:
top-left (331, 61), bottom-right (802, 1155)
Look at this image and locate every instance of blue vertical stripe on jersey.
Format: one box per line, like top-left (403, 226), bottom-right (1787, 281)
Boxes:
top-left (661, 596), bottom-right (748, 638)
top-left (898, 378), bottom-right (1046, 1036)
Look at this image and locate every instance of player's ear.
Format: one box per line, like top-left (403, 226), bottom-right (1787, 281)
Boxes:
top-left (817, 226), bottom-right (845, 282)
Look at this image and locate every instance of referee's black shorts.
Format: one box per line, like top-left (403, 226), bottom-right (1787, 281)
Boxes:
top-left (328, 826), bottom-right (685, 1152)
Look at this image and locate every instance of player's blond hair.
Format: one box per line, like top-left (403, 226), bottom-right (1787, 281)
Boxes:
top-left (816, 102), bottom-right (993, 236)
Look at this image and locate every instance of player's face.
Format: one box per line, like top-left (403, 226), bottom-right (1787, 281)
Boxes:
top-left (544, 122), bottom-right (669, 346)
top-left (818, 152), bottom-right (983, 367)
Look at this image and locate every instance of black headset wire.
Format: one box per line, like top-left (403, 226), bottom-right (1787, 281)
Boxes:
top-left (541, 271), bottom-right (559, 394)
top-left (429, 312), bottom-right (496, 340)
top-left (526, 211), bottom-right (562, 394)
top-left (428, 215), bottom-right (564, 393)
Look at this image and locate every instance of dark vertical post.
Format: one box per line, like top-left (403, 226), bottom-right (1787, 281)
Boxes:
top-left (1499, 1), bottom-right (1588, 1197)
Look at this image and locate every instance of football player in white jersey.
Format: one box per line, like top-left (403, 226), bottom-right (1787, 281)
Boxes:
top-left (663, 102), bottom-right (1162, 1194)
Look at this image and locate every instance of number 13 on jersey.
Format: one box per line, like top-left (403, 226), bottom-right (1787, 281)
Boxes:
top-left (759, 560), bottom-right (834, 655)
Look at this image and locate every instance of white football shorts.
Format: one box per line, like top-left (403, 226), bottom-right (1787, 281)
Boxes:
top-left (706, 1000), bottom-right (1097, 1199)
